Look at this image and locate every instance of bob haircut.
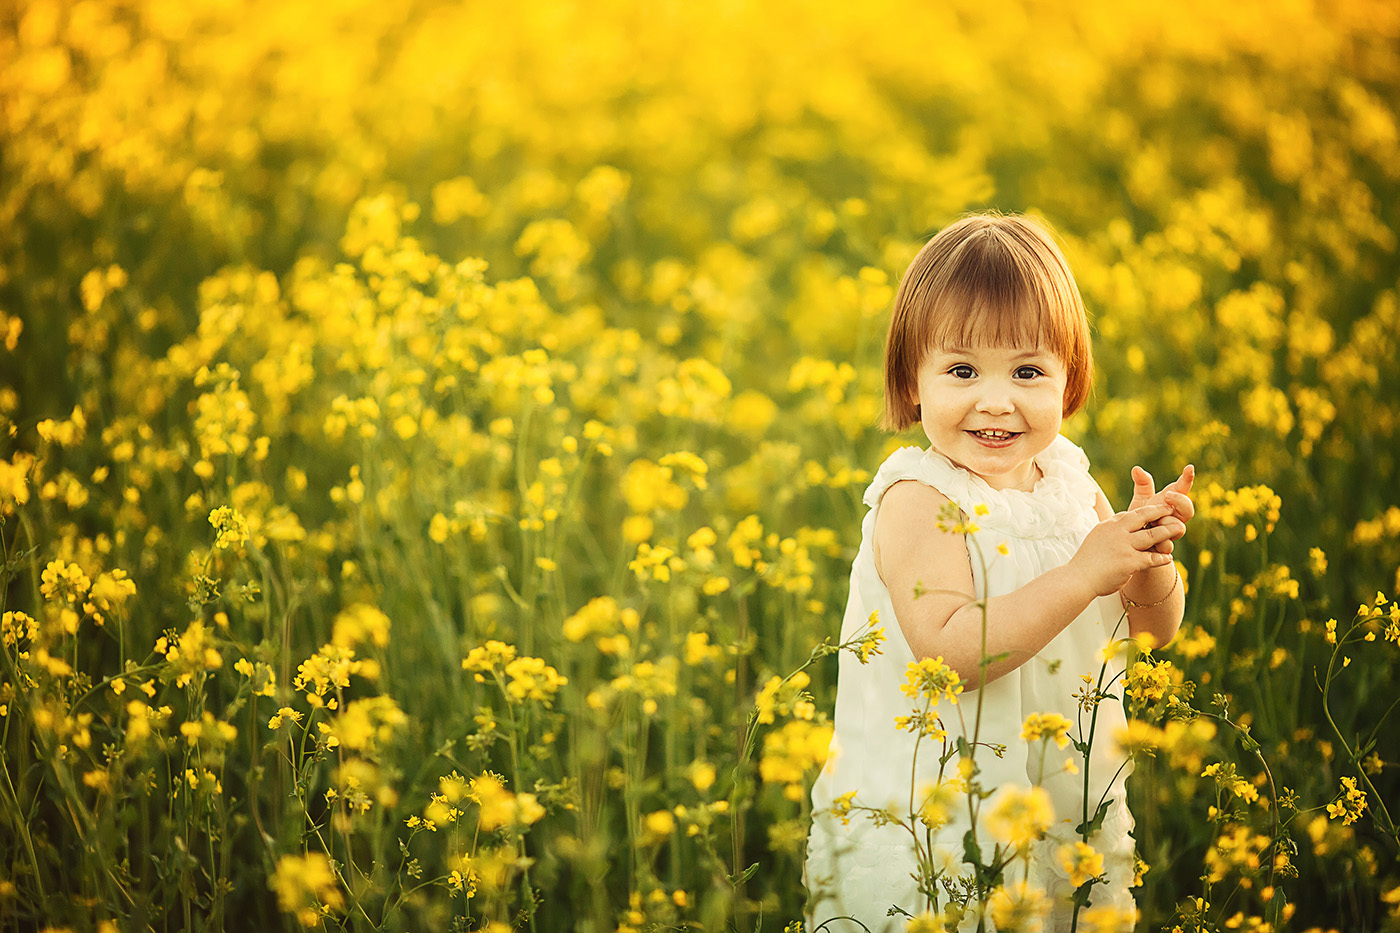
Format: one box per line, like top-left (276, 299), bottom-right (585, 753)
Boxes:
top-left (882, 212), bottom-right (1093, 431)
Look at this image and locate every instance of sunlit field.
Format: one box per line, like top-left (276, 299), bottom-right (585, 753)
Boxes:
top-left (2, 0), bottom-right (1399, 930)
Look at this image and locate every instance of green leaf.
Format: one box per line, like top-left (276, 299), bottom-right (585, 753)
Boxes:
top-left (1075, 799), bottom-right (1111, 837)
top-left (962, 828), bottom-right (983, 868)
top-left (727, 861), bottom-right (760, 885)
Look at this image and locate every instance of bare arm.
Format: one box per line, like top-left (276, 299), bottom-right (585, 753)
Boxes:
top-left (874, 480), bottom-right (1177, 687)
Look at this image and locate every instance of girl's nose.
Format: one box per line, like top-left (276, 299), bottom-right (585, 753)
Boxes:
top-left (975, 384), bottom-right (1015, 415)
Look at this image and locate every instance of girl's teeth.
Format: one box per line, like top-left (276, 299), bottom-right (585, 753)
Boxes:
top-left (975, 429), bottom-right (1014, 438)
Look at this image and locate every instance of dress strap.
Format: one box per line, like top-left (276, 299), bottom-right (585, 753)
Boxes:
top-left (861, 445), bottom-right (972, 510)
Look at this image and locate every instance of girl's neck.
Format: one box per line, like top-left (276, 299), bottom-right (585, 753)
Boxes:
top-left (994, 462), bottom-right (1041, 493)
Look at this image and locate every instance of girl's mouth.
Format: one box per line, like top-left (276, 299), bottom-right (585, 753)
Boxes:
top-left (968, 428), bottom-right (1021, 444)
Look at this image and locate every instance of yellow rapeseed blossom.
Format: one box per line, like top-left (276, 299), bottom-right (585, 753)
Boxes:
top-left (988, 880), bottom-right (1048, 932)
top-left (1326, 776), bottom-right (1367, 825)
top-left (322, 696), bottom-right (407, 752)
top-left (208, 506), bottom-right (250, 550)
top-left (985, 786), bottom-right (1054, 850)
top-left (688, 760), bottom-right (716, 792)
top-left (295, 644), bottom-right (368, 703)
top-left (462, 640), bottom-right (518, 674)
top-left (158, 621), bottom-right (224, 688)
top-left (1059, 840), bottom-right (1106, 888)
top-left (40, 559), bottom-right (91, 604)
top-left (901, 656), bottom-right (963, 706)
top-left (1021, 712), bottom-right (1073, 749)
top-left (0, 453), bottom-right (36, 510)
top-left (759, 720), bottom-right (833, 801)
top-left (268, 707), bottom-right (303, 730)
top-left (755, 671), bottom-right (814, 724)
top-left (271, 853), bottom-right (344, 928)
top-left (472, 774), bottom-right (546, 831)
top-left (35, 406), bottom-right (87, 447)
top-left (330, 603), bottom-right (391, 649)
top-left (1125, 659), bottom-right (1174, 704)
top-left (1202, 762), bottom-right (1260, 804)
top-left (502, 655), bottom-right (568, 704)
top-left (82, 569), bottom-right (136, 626)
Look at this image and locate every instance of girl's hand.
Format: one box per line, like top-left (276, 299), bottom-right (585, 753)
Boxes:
top-left (1071, 503), bottom-right (1179, 597)
top-left (1127, 464), bottom-right (1195, 554)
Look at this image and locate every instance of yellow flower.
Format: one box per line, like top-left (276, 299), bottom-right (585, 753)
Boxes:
top-left (462, 640), bottom-right (518, 673)
top-left (331, 604), bottom-right (391, 649)
top-left (642, 809), bottom-right (675, 841)
top-left (759, 720), bottom-right (833, 801)
top-left (985, 786), bottom-right (1054, 850)
top-left (688, 760), bottom-right (716, 792)
top-left (830, 790), bottom-right (858, 827)
top-left (988, 880), bottom-right (1047, 932)
top-left (271, 853), bottom-right (344, 927)
top-left (472, 774), bottom-right (546, 830)
top-left (40, 559), bottom-right (91, 604)
top-left (1058, 840), bottom-right (1106, 888)
top-left (323, 696), bottom-right (407, 752)
top-left (268, 707), bottom-right (303, 730)
top-left (906, 911), bottom-right (951, 933)
top-left (1079, 905), bottom-right (1139, 932)
top-left (894, 711), bottom-right (948, 740)
top-left (901, 656), bottom-right (963, 706)
top-left (1021, 712), bottom-right (1073, 749)
top-left (754, 671), bottom-right (811, 724)
top-left (502, 655), bottom-right (568, 704)
top-left (208, 506), bottom-right (250, 550)
top-left (1327, 775), bottom-right (1368, 825)
top-left (1125, 659), bottom-right (1174, 704)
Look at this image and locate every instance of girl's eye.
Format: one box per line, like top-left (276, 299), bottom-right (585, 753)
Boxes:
top-left (949, 365), bottom-right (976, 379)
top-left (1015, 366), bottom-right (1044, 380)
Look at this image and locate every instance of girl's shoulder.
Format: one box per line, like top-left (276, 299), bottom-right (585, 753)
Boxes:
top-left (861, 444), bottom-right (975, 510)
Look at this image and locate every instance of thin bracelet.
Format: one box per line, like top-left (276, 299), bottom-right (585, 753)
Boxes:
top-left (1124, 565), bottom-right (1180, 609)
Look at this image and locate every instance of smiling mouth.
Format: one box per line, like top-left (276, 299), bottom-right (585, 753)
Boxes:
top-left (968, 429), bottom-right (1021, 441)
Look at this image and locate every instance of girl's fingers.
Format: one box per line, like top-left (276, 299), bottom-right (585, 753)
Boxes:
top-left (1166, 464), bottom-right (1195, 496)
top-left (1154, 517), bottom-right (1187, 540)
top-left (1133, 524), bottom-right (1175, 549)
top-left (1135, 548), bottom-right (1174, 568)
top-left (1131, 466), bottom-right (1156, 502)
top-left (1126, 503), bottom-right (1173, 527)
top-left (1162, 491), bottom-right (1195, 520)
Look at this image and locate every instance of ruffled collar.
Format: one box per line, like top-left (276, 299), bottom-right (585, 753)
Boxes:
top-left (865, 435), bottom-right (1099, 540)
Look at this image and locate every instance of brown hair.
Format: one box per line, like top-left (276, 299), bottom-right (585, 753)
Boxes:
top-left (882, 212), bottom-right (1093, 430)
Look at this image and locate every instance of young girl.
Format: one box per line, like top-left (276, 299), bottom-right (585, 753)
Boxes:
top-left (805, 213), bottom-right (1194, 931)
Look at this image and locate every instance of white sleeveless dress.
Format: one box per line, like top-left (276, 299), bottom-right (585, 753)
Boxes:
top-left (805, 435), bottom-right (1136, 931)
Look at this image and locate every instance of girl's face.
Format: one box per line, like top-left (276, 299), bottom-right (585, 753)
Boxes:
top-left (914, 343), bottom-right (1068, 491)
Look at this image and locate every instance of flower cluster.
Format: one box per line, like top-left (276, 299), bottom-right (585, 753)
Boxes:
top-left (901, 656), bottom-right (964, 706)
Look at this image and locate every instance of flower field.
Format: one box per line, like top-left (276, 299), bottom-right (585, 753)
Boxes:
top-left (2, 0), bottom-right (1399, 929)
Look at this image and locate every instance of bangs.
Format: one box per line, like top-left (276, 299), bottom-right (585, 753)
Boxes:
top-left (919, 235), bottom-right (1074, 363)
top-left (921, 288), bottom-right (1059, 357)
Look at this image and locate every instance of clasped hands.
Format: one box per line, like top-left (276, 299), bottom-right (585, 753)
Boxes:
top-left (1127, 463), bottom-right (1195, 556)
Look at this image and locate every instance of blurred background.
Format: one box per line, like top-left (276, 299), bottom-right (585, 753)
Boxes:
top-left (2, 0), bottom-right (1398, 930)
